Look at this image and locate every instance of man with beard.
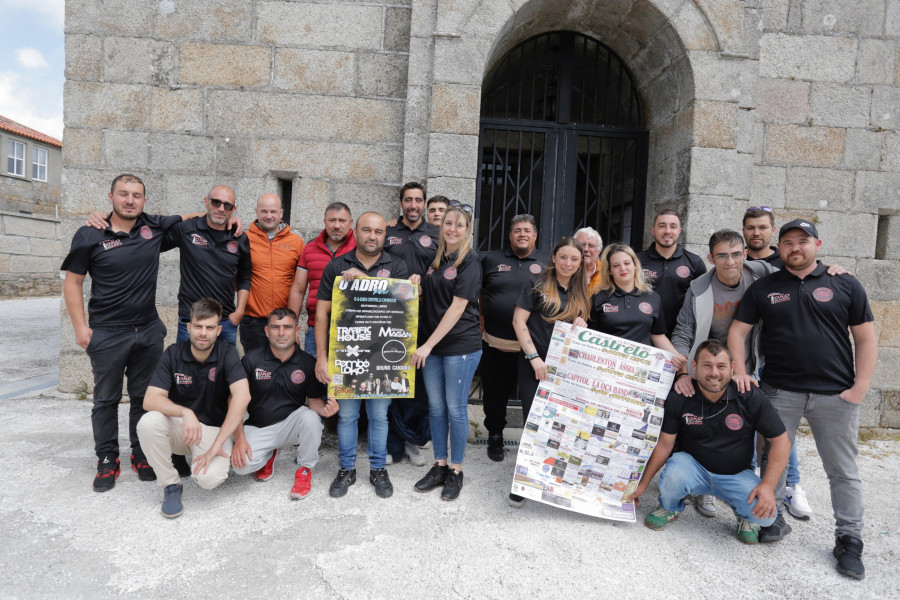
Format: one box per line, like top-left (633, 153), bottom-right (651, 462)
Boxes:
top-left (165, 185), bottom-right (252, 346)
top-left (479, 214), bottom-right (549, 460)
top-left (232, 308), bottom-right (334, 499)
top-left (574, 227), bottom-right (603, 294)
top-left (137, 298), bottom-right (251, 518)
top-left (626, 340), bottom-right (789, 545)
top-left (383, 182), bottom-right (438, 466)
top-left (240, 194), bottom-right (305, 351)
top-left (288, 202), bottom-right (355, 358)
top-left (637, 208), bottom-right (706, 337)
top-left (729, 219), bottom-right (877, 579)
top-left (315, 212), bottom-right (415, 499)
top-left (62, 174), bottom-right (185, 491)
top-left (742, 207), bottom-right (783, 269)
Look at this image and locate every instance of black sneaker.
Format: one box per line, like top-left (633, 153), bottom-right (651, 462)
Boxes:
top-left (441, 469), bottom-right (463, 501)
top-left (161, 484), bottom-right (184, 519)
top-left (833, 535), bottom-right (865, 580)
top-left (130, 453), bottom-right (156, 481)
top-left (414, 463), bottom-right (449, 492)
top-left (487, 434), bottom-right (504, 462)
top-left (507, 493), bottom-right (525, 508)
top-left (369, 468), bottom-right (393, 498)
top-left (328, 468), bottom-right (356, 498)
top-left (759, 512), bottom-right (792, 543)
top-left (172, 454), bottom-right (192, 478)
top-left (93, 456), bottom-right (120, 492)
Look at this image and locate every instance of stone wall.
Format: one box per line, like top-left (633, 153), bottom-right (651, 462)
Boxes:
top-left (0, 173), bottom-right (62, 217)
top-left (0, 210), bottom-right (61, 297)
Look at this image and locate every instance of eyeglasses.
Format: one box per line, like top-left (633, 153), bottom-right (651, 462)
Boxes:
top-left (209, 198), bottom-right (235, 211)
top-left (713, 251), bottom-right (745, 261)
top-left (746, 206), bottom-right (772, 213)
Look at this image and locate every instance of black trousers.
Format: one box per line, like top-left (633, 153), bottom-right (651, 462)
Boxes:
top-left (86, 318), bottom-right (166, 459)
top-left (516, 352), bottom-right (541, 425)
top-left (480, 344), bottom-right (520, 436)
top-left (386, 369), bottom-right (431, 458)
top-left (239, 315), bottom-right (270, 353)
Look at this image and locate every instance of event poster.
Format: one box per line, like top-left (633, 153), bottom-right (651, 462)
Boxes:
top-left (511, 322), bottom-right (676, 522)
top-left (327, 277), bottom-right (418, 399)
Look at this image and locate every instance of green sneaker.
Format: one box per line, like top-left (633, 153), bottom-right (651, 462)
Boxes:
top-left (736, 517), bottom-right (759, 544)
top-left (644, 505), bottom-right (679, 530)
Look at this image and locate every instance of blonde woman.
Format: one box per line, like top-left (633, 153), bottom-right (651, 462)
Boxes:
top-left (411, 205), bottom-right (482, 501)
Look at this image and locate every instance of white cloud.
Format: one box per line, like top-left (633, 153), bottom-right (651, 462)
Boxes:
top-left (0, 72), bottom-right (64, 140)
top-left (0, 0), bottom-right (65, 30)
top-left (16, 48), bottom-right (49, 70)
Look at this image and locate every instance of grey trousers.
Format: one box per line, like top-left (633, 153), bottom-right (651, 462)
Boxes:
top-left (232, 406), bottom-right (324, 475)
top-left (760, 381), bottom-right (863, 539)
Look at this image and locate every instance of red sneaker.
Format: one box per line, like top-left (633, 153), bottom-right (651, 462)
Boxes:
top-left (290, 467), bottom-right (312, 500)
top-left (255, 449), bottom-right (277, 482)
top-left (93, 457), bottom-right (121, 492)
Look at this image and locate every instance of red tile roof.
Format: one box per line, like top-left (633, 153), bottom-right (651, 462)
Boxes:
top-left (0, 115), bottom-right (62, 148)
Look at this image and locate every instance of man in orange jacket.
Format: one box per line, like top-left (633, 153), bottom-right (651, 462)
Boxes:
top-left (241, 193), bottom-right (305, 351)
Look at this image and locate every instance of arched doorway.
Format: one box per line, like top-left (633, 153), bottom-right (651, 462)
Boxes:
top-left (476, 31), bottom-right (648, 253)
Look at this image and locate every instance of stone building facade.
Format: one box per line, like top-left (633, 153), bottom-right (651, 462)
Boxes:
top-left (61, 0), bottom-right (899, 426)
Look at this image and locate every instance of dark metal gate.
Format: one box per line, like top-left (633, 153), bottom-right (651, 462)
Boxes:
top-left (477, 31), bottom-right (648, 253)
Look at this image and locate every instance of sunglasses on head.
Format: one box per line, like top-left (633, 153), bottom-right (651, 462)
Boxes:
top-left (448, 200), bottom-right (474, 214)
top-left (746, 206), bottom-right (772, 213)
top-left (209, 198), bottom-right (235, 211)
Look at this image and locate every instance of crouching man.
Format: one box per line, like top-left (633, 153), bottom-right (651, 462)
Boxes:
top-left (231, 308), bottom-right (337, 499)
top-left (137, 298), bottom-right (251, 518)
top-left (626, 339), bottom-right (789, 544)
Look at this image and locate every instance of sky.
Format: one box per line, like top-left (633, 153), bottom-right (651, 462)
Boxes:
top-left (0, 0), bottom-right (65, 140)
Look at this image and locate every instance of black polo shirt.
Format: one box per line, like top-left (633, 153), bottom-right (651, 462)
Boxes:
top-left (316, 250), bottom-right (409, 302)
top-left (746, 246), bottom-right (785, 270)
top-left (61, 213), bottom-right (182, 327)
top-left (482, 248), bottom-right (551, 341)
top-left (421, 249), bottom-right (482, 355)
top-left (662, 382), bottom-right (786, 475)
top-left (241, 344), bottom-right (326, 428)
top-left (384, 219), bottom-right (439, 277)
top-left (590, 287), bottom-right (666, 346)
top-left (515, 277), bottom-right (569, 359)
top-left (148, 340), bottom-right (246, 428)
top-left (637, 245), bottom-right (706, 336)
top-left (163, 217), bottom-right (252, 317)
top-left (733, 262), bottom-right (873, 394)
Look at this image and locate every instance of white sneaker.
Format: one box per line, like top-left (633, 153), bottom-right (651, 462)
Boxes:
top-left (785, 483), bottom-right (813, 520)
top-left (418, 441), bottom-right (432, 450)
top-left (405, 442), bottom-right (427, 467)
top-left (695, 495), bottom-right (718, 517)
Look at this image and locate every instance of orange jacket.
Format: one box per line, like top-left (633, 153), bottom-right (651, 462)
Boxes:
top-left (245, 222), bottom-right (305, 318)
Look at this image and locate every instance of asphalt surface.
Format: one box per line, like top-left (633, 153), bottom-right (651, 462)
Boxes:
top-left (1, 298), bottom-right (899, 599)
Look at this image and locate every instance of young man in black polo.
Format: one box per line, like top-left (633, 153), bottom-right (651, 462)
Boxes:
top-left (637, 207), bottom-right (706, 337)
top-left (383, 182), bottom-right (439, 466)
top-left (627, 340), bottom-right (790, 545)
top-left (62, 174), bottom-right (183, 491)
top-left (164, 185), bottom-right (252, 346)
top-left (137, 298), bottom-right (251, 518)
top-left (426, 195), bottom-right (450, 226)
top-left (742, 207), bottom-right (784, 269)
top-left (232, 308), bottom-right (336, 499)
top-left (729, 219), bottom-right (877, 579)
top-left (479, 214), bottom-right (549, 460)
top-left (314, 212), bottom-right (416, 499)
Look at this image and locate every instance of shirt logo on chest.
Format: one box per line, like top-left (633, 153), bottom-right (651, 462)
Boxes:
top-left (291, 370), bottom-right (306, 384)
top-left (208, 367), bottom-right (216, 382)
top-left (683, 413), bottom-right (702, 425)
top-left (387, 236), bottom-right (403, 246)
top-left (226, 241), bottom-right (238, 254)
top-left (376, 268), bottom-right (391, 277)
top-left (497, 264), bottom-right (512, 272)
top-left (638, 302), bottom-right (653, 315)
top-left (100, 239), bottom-right (123, 251)
top-left (601, 303), bottom-right (619, 313)
top-left (642, 268), bottom-right (657, 280)
top-left (255, 368), bottom-right (272, 381)
top-left (175, 373), bottom-right (193, 385)
top-left (191, 234), bottom-right (209, 247)
top-left (676, 266), bottom-right (690, 278)
top-left (725, 414), bottom-right (743, 430)
top-left (426, 267), bottom-right (435, 276)
top-left (140, 226), bottom-right (153, 240)
top-left (419, 236), bottom-right (432, 248)
top-left (767, 292), bottom-right (791, 304)
top-left (443, 266), bottom-right (457, 280)
top-left (530, 263), bottom-right (542, 274)
top-left (813, 287), bottom-right (834, 302)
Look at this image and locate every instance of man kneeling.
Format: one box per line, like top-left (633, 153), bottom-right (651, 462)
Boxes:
top-left (627, 339), bottom-right (789, 544)
top-left (138, 298), bottom-right (251, 518)
top-left (231, 308), bottom-right (336, 499)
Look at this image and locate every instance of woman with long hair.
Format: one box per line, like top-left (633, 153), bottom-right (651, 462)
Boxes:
top-left (410, 205), bottom-right (482, 501)
top-left (590, 243), bottom-right (686, 369)
top-left (508, 237), bottom-right (592, 506)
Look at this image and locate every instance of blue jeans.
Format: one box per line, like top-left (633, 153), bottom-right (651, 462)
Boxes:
top-left (304, 326), bottom-right (317, 358)
top-left (658, 452), bottom-right (776, 527)
top-left (177, 317), bottom-right (237, 345)
top-left (337, 397), bottom-right (391, 470)
top-left (422, 350), bottom-right (481, 465)
top-left (751, 439), bottom-right (801, 485)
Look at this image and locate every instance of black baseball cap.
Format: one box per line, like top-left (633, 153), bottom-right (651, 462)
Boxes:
top-left (779, 218), bottom-right (818, 239)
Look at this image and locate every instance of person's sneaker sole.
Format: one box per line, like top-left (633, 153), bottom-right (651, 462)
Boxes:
top-left (784, 500), bottom-right (812, 521)
top-left (162, 506), bottom-right (184, 519)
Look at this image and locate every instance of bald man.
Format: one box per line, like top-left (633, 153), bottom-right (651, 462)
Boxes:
top-left (164, 185), bottom-right (252, 345)
top-left (240, 194), bottom-right (305, 351)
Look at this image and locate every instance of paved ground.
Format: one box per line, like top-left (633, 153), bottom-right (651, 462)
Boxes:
top-left (1, 298), bottom-right (899, 599)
